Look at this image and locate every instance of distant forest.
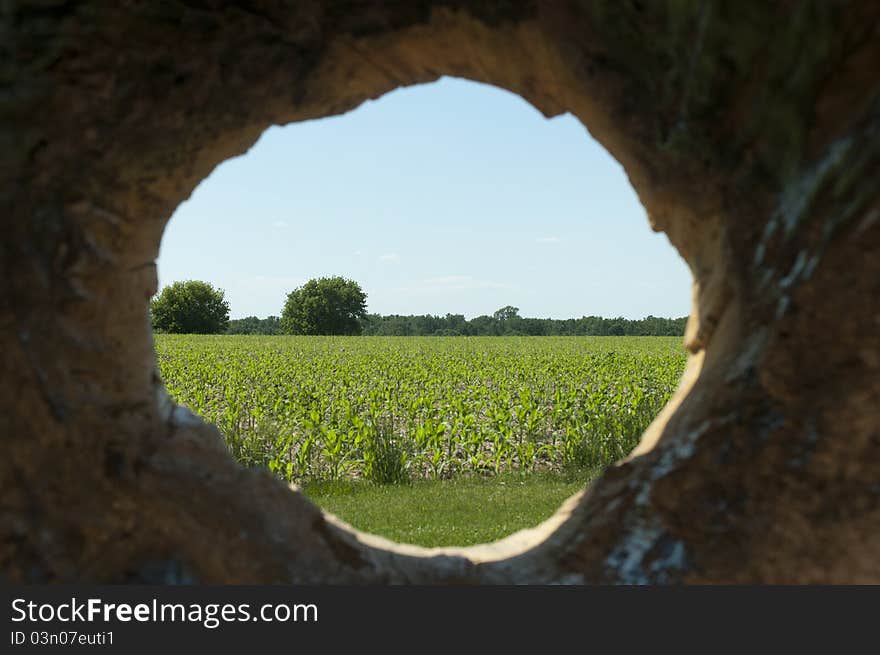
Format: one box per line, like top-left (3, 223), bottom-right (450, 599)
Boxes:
top-left (227, 306), bottom-right (688, 337)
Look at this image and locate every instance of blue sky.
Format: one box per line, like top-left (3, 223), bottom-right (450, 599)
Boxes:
top-left (157, 77), bottom-right (692, 320)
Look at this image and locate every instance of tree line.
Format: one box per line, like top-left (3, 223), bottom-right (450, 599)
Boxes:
top-left (152, 278), bottom-right (687, 337)
top-left (357, 308), bottom-right (687, 337)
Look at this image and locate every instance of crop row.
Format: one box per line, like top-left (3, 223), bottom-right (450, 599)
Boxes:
top-left (154, 335), bottom-right (688, 484)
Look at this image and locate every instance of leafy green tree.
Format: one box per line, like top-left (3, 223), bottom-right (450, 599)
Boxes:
top-left (468, 314), bottom-right (500, 336)
top-left (359, 310), bottom-right (688, 337)
top-left (150, 280), bottom-right (230, 334)
top-left (493, 305), bottom-right (520, 322)
top-left (493, 305), bottom-right (522, 335)
top-left (281, 276), bottom-right (368, 335)
top-left (227, 315), bottom-right (282, 335)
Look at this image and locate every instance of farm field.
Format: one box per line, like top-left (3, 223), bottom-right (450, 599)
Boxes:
top-left (155, 335), bottom-right (686, 544)
top-left (155, 335), bottom-right (686, 483)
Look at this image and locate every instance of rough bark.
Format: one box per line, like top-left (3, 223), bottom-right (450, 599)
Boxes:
top-left (2, 1), bottom-right (878, 583)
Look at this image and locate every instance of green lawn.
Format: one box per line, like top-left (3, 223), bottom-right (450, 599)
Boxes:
top-left (302, 471), bottom-right (596, 547)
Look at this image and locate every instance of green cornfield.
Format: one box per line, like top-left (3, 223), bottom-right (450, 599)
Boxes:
top-left (154, 335), bottom-right (687, 484)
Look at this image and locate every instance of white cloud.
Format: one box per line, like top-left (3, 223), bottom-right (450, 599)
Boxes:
top-left (238, 274), bottom-right (306, 288)
top-left (536, 236), bottom-right (561, 243)
top-left (225, 275), bottom-right (307, 318)
top-left (353, 250), bottom-right (363, 256)
top-left (379, 253), bottom-right (400, 262)
top-left (272, 220), bottom-right (289, 228)
top-left (395, 275), bottom-right (514, 293)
